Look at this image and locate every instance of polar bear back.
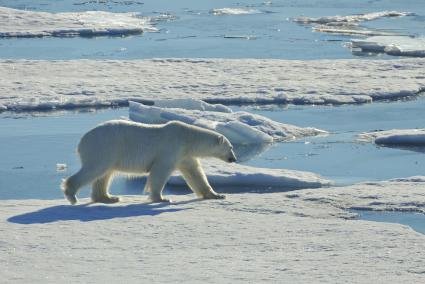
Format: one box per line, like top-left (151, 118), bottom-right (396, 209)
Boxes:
top-left (77, 120), bottom-right (220, 174)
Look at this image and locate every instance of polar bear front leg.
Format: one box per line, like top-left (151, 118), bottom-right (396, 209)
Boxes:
top-left (179, 158), bottom-right (225, 200)
top-left (145, 162), bottom-right (175, 203)
top-left (91, 172), bottom-right (120, 204)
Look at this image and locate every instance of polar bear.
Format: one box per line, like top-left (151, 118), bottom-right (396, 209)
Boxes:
top-left (61, 120), bottom-right (237, 204)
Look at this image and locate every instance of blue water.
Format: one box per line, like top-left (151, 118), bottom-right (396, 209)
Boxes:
top-left (354, 210), bottom-right (425, 235)
top-left (1, 98), bottom-right (425, 200)
top-left (0, 0), bottom-right (424, 59)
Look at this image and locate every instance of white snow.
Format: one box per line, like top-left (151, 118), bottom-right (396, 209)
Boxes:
top-left (313, 25), bottom-right (398, 36)
top-left (294, 11), bottom-right (413, 25)
top-left (129, 101), bottom-right (325, 144)
top-left (168, 160), bottom-right (333, 189)
top-left (1, 59), bottom-right (424, 112)
top-left (152, 98), bottom-right (232, 113)
top-left (0, 6), bottom-right (154, 38)
top-left (295, 11), bottom-right (413, 37)
top-left (359, 128), bottom-right (425, 146)
top-left (210, 8), bottom-right (261, 15)
top-left (2, 178), bottom-right (425, 283)
top-left (351, 36), bottom-right (425, 57)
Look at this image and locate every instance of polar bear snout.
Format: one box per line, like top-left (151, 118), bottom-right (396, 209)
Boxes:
top-left (227, 151), bottom-right (237, 163)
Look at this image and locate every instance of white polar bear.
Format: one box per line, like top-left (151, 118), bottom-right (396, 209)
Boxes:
top-left (61, 120), bottom-right (237, 204)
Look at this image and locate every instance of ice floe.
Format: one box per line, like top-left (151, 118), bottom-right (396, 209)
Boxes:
top-left (129, 100), bottom-right (325, 144)
top-left (168, 160), bottom-right (333, 189)
top-left (290, 177), bottom-right (425, 214)
top-left (210, 8), bottom-right (261, 15)
top-left (294, 11), bottom-right (413, 25)
top-left (2, 178), bottom-right (425, 283)
top-left (0, 6), bottom-right (154, 38)
top-left (1, 59), bottom-right (425, 112)
top-left (359, 129), bottom-right (425, 146)
top-left (295, 10), bottom-right (413, 37)
top-left (351, 36), bottom-right (425, 57)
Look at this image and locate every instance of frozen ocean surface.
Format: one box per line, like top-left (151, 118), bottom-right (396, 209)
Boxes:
top-left (0, 0), bottom-right (424, 59)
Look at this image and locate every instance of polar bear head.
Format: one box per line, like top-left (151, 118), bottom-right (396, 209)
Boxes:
top-left (214, 135), bottom-right (237, 163)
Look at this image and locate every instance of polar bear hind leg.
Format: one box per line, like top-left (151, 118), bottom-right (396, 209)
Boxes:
top-left (179, 158), bottom-right (225, 199)
top-left (61, 166), bottom-right (108, 205)
top-left (91, 172), bottom-right (120, 204)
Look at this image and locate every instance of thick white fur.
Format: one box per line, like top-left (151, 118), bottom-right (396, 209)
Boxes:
top-left (61, 120), bottom-right (236, 204)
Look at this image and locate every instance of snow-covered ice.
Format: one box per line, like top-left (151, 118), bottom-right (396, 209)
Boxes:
top-left (2, 178), bottom-right (425, 283)
top-left (0, 6), bottom-right (154, 38)
top-left (129, 101), bottom-right (325, 144)
top-left (295, 11), bottom-right (413, 37)
top-left (210, 8), bottom-right (261, 16)
top-left (168, 160), bottom-right (333, 189)
top-left (359, 128), bottom-right (425, 146)
top-left (1, 59), bottom-right (424, 112)
top-left (351, 36), bottom-right (425, 57)
top-left (294, 11), bottom-right (413, 25)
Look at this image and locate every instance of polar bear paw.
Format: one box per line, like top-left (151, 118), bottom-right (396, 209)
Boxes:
top-left (64, 193), bottom-right (78, 205)
top-left (92, 195), bottom-right (120, 204)
top-left (203, 193), bottom-right (226, 200)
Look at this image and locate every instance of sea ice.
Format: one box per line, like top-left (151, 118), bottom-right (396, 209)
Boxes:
top-left (1, 59), bottom-right (424, 112)
top-left (294, 11), bottom-right (413, 25)
top-left (210, 8), bottom-right (261, 15)
top-left (295, 10), bottom-right (413, 37)
top-left (351, 36), bottom-right (425, 57)
top-left (359, 129), bottom-right (425, 146)
top-left (129, 101), bottom-right (326, 144)
top-left (0, 6), bottom-right (154, 38)
top-left (2, 177), bottom-right (425, 283)
top-left (168, 160), bottom-right (333, 189)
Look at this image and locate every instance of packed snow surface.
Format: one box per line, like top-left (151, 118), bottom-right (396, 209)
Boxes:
top-left (359, 129), bottom-right (425, 146)
top-left (2, 178), bottom-right (425, 283)
top-left (351, 36), bottom-right (425, 57)
top-left (1, 59), bottom-right (425, 112)
top-left (129, 101), bottom-right (325, 144)
top-left (0, 6), bottom-right (154, 38)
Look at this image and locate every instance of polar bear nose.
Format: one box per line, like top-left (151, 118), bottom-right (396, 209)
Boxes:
top-left (228, 156), bottom-right (237, 163)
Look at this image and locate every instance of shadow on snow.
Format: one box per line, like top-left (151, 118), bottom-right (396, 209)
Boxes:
top-left (7, 199), bottom-right (198, 224)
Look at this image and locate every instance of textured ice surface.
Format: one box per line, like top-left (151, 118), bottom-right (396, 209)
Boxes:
top-left (169, 160), bottom-right (333, 189)
top-left (0, 6), bottom-right (154, 38)
top-left (129, 101), bottom-right (326, 143)
top-left (2, 178), bottom-right (425, 283)
top-left (351, 36), bottom-right (425, 57)
top-left (1, 59), bottom-right (425, 112)
top-left (210, 8), bottom-right (261, 15)
top-left (152, 98), bottom-right (232, 113)
top-left (290, 177), bottom-right (425, 214)
top-left (359, 129), bottom-right (425, 146)
top-left (295, 10), bottom-right (413, 37)
top-left (294, 11), bottom-right (413, 24)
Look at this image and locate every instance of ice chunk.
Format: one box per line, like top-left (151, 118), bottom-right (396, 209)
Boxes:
top-left (168, 160), bottom-right (333, 189)
top-left (153, 98), bottom-right (232, 113)
top-left (351, 36), bottom-right (425, 57)
top-left (0, 6), bottom-right (154, 38)
top-left (56, 163), bottom-right (67, 171)
top-left (210, 8), bottom-right (261, 15)
top-left (359, 129), bottom-right (425, 146)
top-left (313, 25), bottom-right (398, 36)
top-left (295, 11), bottom-right (413, 25)
top-left (129, 101), bottom-right (326, 145)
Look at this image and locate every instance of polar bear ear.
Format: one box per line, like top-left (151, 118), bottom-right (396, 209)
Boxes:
top-left (218, 135), bottom-right (225, 144)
